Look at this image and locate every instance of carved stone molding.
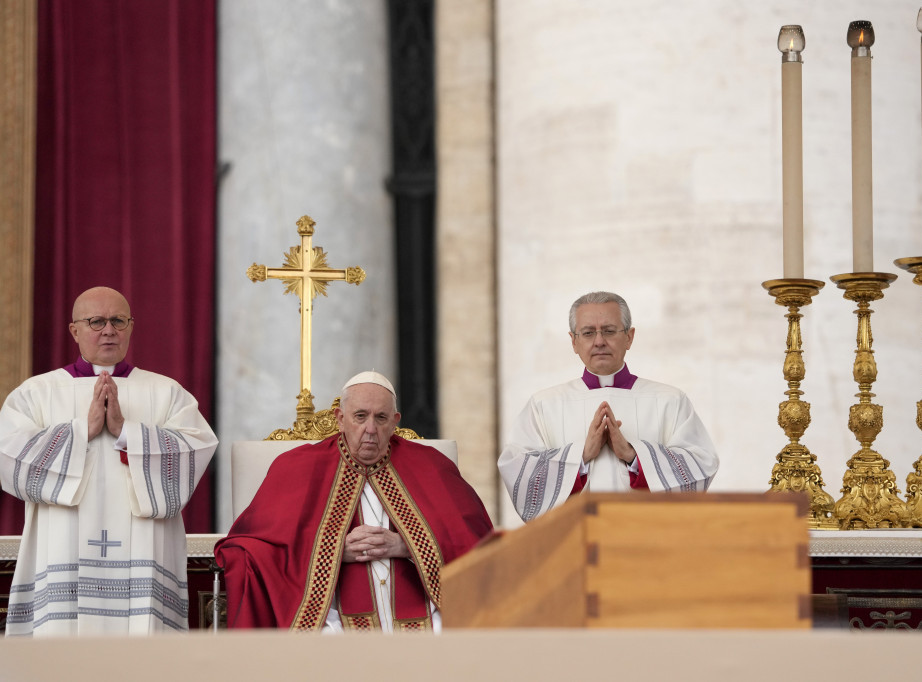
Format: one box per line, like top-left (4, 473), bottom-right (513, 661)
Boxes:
top-left (810, 529), bottom-right (922, 558)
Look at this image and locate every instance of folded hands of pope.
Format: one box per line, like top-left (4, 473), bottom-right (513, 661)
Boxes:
top-left (343, 524), bottom-right (411, 562)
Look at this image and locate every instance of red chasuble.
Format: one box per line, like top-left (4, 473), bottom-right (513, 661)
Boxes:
top-left (214, 434), bottom-right (493, 630)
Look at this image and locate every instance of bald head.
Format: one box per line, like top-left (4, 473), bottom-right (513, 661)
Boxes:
top-left (72, 287), bottom-right (130, 320)
top-left (69, 287), bottom-right (134, 366)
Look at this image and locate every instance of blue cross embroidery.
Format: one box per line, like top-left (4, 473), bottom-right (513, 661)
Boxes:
top-left (88, 529), bottom-right (122, 557)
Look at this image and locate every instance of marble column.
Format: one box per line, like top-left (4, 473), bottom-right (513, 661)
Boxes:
top-left (216, 1), bottom-right (394, 531)
top-left (436, 0), bottom-right (499, 519)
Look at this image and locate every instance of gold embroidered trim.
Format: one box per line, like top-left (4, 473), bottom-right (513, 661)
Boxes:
top-left (369, 464), bottom-right (445, 608)
top-left (290, 452), bottom-right (363, 631)
top-left (342, 611), bottom-right (381, 631)
top-left (395, 617), bottom-right (432, 632)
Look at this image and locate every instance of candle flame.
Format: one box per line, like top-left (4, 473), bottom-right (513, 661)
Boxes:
top-left (788, 38), bottom-right (795, 50)
top-left (859, 29), bottom-right (865, 45)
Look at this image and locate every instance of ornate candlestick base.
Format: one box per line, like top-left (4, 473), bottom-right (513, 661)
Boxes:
top-left (830, 272), bottom-right (909, 529)
top-left (762, 279), bottom-right (836, 529)
top-left (894, 257), bottom-right (922, 527)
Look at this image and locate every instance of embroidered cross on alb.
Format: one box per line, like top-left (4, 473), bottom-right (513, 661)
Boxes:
top-left (88, 529), bottom-right (122, 557)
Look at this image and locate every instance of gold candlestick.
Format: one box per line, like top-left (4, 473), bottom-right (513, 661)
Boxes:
top-left (894, 256), bottom-right (922, 527)
top-left (830, 272), bottom-right (908, 529)
top-left (763, 279), bottom-right (836, 528)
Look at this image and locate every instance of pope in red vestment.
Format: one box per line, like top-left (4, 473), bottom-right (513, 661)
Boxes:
top-left (214, 372), bottom-right (493, 631)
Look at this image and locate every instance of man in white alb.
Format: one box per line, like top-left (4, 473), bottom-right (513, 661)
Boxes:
top-left (0, 286), bottom-right (218, 636)
top-left (498, 291), bottom-right (719, 522)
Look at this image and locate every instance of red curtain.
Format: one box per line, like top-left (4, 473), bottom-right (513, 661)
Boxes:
top-left (0, 0), bottom-right (217, 533)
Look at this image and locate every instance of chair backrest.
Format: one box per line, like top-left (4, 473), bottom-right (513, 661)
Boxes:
top-left (230, 439), bottom-right (459, 521)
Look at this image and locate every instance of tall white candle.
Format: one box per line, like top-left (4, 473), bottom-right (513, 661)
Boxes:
top-left (778, 26), bottom-right (805, 279)
top-left (848, 20), bottom-right (874, 273)
top-left (918, 10), bottom-right (922, 165)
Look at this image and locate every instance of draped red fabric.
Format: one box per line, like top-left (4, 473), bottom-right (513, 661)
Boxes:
top-left (215, 436), bottom-right (494, 629)
top-left (0, 0), bottom-right (217, 533)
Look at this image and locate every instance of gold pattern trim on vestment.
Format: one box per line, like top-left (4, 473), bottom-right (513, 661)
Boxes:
top-left (369, 464), bottom-right (444, 609)
top-left (290, 451), bottom-right (364, 632)
top-left (341, 611), bottom-right (381, 631)
top-left (395, 615), bottom-right (432, 632)
top-left (289, 437), bottom-right (436, 631)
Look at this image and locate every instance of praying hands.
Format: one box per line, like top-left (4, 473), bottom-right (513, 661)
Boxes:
top-left (582, 400), bottom-right (636, 466)
top-left (87, 372), bottom-right (125, 440)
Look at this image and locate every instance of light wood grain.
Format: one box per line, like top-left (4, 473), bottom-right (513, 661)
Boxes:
top-left (442, 492), bottom-right (810, 629)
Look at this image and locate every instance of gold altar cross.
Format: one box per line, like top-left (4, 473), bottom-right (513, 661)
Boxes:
top-left (247, 215), bottom-right (365, 438)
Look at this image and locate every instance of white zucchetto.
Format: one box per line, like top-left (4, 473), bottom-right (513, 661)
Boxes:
top-left (342, 371), bottom-right (396, 396)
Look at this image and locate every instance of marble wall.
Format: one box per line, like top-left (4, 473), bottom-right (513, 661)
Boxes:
top-left (495, 0), bottom-right (922, 525)
top-left (216, 1), bottom-right (395, 531)
top-left (215, 1), bottom-right (922, 531)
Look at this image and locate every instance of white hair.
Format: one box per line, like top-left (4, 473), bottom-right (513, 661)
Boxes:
top-left (568, 291), bottom-right (631, 332)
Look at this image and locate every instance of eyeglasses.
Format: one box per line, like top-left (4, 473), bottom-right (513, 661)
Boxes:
top-left (73, 316), bottom-right (133, 331)
top-left (574, 327), bottom-right (626, 341)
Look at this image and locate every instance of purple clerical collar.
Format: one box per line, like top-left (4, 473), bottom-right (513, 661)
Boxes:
top-left (63, 356), bottom-right (134, 378)
top-left (582, 365), bottom-right (637, 390)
